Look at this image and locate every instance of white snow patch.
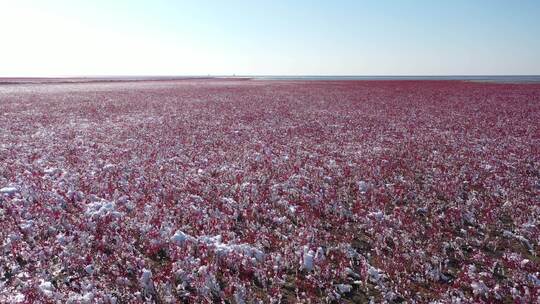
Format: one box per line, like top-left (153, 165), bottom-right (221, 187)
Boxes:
top-left (234, 286), bottom-right (247, 304)
top-left (358, 181), bottom-right (369, 193)
top-left (13, 293), bottom-right (25, 303)
top-left (85, 200), bottom-right (123, 218)
top-left (0, 186), bottom-right (18, 195)
top-left (81, 292), bottom-right (94, 303)
top-left (221, 197), bottom-right (237, 205)
top-left (44, 168), bottom-right (61, 175)
top-left (172, 232), bottom-right (264, 261)
top-left (528, 274), bottom-right (540, 286)
top-left (103, 164), bottom-right (116, 171)
top-left (84, 264), bottom-right (95, 275)
top-left (336, 284), bottom-right (352, 294)
top-left (471, 281), bottom-right (488, 297)
top-left (56, 233), bottom-right (68, 245)
top-left (19, 220), bottom-right (34, 231)
top-left (301, 247), bottom-right (315, 271)
top-left (39, 281), bottom-right (55, 297)
top-left (368, 266), bottom-right (382, 282)
top-left (369, 211), bottom-right (385, 221)
top-left (502, 230), bottom-right (534, 253)
top-left (200, 235), bottom-right (265, 261)
top-left (197, 265), bottom-right (221, 295)
top-left (171, 230), bottom-right (194, 244)
top-left (140, 269), bottom-right (153, 292)
top-left (315, 247), bottom-right (325, 261)
top-left (216, 243), bottom-right (265, 261)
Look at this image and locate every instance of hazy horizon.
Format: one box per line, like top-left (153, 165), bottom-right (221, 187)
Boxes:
top-left (1, 0), bottom-right (539, 77)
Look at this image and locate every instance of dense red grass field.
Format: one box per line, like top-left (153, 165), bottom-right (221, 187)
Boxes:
top-left (0, 79), bottom-right (538, 303)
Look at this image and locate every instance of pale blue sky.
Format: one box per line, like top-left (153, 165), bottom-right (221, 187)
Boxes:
top-left (1, 0), bottom-right (539, 76)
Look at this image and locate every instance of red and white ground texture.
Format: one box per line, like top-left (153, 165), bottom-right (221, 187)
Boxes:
top-left (0, 79), bottom-right (538, 303)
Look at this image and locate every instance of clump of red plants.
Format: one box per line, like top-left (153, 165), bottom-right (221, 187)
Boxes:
top-left (0, 79), bottom-right (538, 303)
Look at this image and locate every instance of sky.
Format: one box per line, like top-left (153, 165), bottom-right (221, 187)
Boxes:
top-left (0, 0), bottom-right (539, 76)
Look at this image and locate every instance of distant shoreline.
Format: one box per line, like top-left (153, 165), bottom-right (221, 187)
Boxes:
top-left (0, 76), bottom-right (220, 85)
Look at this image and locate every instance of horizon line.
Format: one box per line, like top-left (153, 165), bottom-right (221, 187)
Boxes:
top-left (2, 74), bottom-right (540, 78)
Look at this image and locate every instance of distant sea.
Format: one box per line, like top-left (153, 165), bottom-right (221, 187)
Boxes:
top-left (252, 75), bottom-right (540, 83)
top-left (2, 75), bottom-right (540, 84)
